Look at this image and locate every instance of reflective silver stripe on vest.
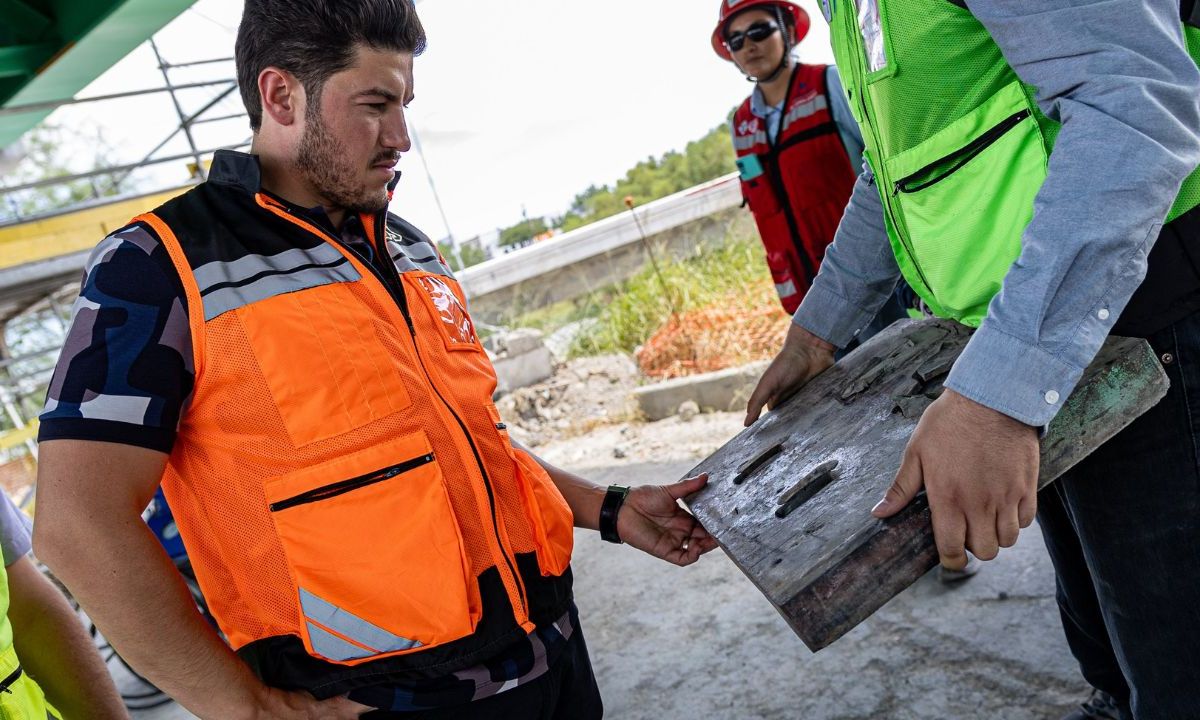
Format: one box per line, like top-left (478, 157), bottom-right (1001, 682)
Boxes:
top-left (385, 230), bottom-right (453, 278)
top-left (733, 131), bottom-right (769, 151)
top-left (306, 622), bottom-right (375, 661)
top-left (299, 588), bottom-right (422, 655)
top-left (856, 0), bottom-right (888, 72)
top-left (780, 96), bottom-right (830, 133)
top-left (775, 279), bottom-right (798, 298)
top-left (194, 245), bottom-right (361, 320)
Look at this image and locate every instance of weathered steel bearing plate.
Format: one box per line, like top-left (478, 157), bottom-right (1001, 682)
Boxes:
top-left (684, 318), bottom-right (1168, 651)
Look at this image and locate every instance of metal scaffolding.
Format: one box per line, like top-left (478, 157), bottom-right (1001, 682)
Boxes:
top-left (0, 43), bottom-right (248, 504)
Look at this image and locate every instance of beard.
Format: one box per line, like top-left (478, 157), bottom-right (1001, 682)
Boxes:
top-left (295, 111), bottom-right (394, 215)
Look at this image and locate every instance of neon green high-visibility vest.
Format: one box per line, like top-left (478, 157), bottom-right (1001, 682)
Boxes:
top-left (825, 0), bottom-right (1200, 326)
top-left (0, 561), bottom-right (59, 719)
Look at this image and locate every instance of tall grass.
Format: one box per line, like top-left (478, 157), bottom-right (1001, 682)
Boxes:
top-left (511, 232), bottom-right (776, 357)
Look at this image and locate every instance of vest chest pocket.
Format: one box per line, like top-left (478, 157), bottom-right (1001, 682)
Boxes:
top-left (883, 82), bottom-right (1047, 325)
top-left (408, 273), bottom-right (483, 353)
top-left (236, 281), bottom-right (413, 447)
top-left (264, 432), bottom-right (478, 664)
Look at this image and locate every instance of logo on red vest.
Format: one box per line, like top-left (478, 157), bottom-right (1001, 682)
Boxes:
top-left (737, 118), bottom-right (761, 136)
top-left (418, 275), bottom-right (478, 346)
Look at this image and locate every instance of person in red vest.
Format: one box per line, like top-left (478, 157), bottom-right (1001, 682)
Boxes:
top-left (713, 0), bottom-right (908, 333)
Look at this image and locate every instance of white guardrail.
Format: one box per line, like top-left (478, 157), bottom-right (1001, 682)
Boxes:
top-left (457, 172), bottom-right (742, 299)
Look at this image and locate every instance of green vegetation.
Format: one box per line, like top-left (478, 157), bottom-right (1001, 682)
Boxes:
top-left (498, 216), bottom-right (550, 248)
top-left (438, 241), bottom-right (487, 271)
top-left (495, 120), bottom-right (736, 247)
top-left (1, 124), bottom-right (125, 222)
top-left (556, 123), bottom-right (735, 233)
top-left (513, 227), bottom-right (776, 358)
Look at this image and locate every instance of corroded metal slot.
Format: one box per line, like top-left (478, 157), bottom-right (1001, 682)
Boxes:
top-left (776, 459), bottom-right (839, 518)
top-left (733, 443), bottom-right (783, 485)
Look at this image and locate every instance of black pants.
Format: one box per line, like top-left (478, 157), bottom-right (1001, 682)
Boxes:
top-left (363, 623), bottom-right (603, 720)
top-left (1038, 311), bottom-right (1200, 720)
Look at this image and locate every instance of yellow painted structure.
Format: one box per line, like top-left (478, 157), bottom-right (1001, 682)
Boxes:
top-left (0, 185), bottom-right (193, 270)
top-left (0, 422), bottom-right (37, 453)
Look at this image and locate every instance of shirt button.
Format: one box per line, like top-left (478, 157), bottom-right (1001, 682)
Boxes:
top-left (1097, 308), bottom-right (1110, 321)
top-left (1044, 390), bottom-right (1060, 405)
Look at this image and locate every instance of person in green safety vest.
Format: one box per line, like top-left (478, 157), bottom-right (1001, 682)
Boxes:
top-left (745, 1), bottom-right (1200, 718)
top-left (0, 493), bottom-right (125, 718)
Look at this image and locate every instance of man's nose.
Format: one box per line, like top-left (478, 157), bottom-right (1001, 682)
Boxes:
top-left (383, 111), bottom-right (412, 153)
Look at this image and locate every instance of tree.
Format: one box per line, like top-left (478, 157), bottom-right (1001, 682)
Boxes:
top-left (0, 123), bottom-right (126, 222)
top-left (438, 241), bottom-right (487, 271)
top-left (499, 216), bottom-right (550, 248)
top-left (553, 120), bottom-right (736, 233)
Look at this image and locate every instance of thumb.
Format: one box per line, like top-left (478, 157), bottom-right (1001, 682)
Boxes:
top-left (872, 450), bottom-right (924, 518)
top-left (666, 473), bottom-right (709, 500)
top-left (745, 375), bottom-right (776, 426)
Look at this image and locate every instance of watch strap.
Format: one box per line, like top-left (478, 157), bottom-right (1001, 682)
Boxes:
top-left (599, 484), bottom-right (630, 544)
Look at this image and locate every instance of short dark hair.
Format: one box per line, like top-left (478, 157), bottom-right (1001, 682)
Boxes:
top-left (235, 0), bottom-right (427, 132)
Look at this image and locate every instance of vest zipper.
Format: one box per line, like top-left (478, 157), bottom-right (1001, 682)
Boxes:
top-left (893, 110), bottom-right (1031, 194)
top-left (763, 68), bottom-right (820, 286)
top-left (366, 213), bottom-right (530, 620)
top-left (268, 454), bottom-right (435, 512)
top-left (0, 664), bottom-right (21, 693)
top-left (254, 196), bottom-right (530, 622)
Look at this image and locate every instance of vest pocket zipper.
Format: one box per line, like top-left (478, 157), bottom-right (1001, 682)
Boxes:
top-left (893, 110), bottom-right (1031, 194)
top-left (0, 664), bottom-right (21, 693)
top-left (269, 454), bottom-right (435, 511)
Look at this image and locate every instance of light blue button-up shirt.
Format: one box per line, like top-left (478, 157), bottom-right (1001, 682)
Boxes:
top-left (793, 0), bottom-right (1200, 426)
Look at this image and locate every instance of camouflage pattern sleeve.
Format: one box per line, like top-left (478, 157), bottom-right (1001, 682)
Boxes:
top-left (38, 224), bottom-right (195, 453)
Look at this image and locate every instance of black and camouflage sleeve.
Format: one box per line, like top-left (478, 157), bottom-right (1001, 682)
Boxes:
top-left (38, 225), bottom-right (195, 453)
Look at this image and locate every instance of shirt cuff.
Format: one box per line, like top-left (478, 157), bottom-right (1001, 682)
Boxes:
top-left (944, 324), bottom-right (1084, 428)
top-left (792, 283), bottom-right (879, 349)
top-left (38, 418), bottom-right (176, 454)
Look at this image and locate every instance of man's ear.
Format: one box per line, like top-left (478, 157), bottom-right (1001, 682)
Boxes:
top-left (259, 67), bottom-right (303, 127)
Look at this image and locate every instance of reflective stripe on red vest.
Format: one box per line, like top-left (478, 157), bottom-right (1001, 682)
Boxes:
top-left (733, 63), bottom-right (857, 313)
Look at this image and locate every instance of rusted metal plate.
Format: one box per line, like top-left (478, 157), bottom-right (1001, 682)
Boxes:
top-left (684, 318), bottom-right (1168, 651)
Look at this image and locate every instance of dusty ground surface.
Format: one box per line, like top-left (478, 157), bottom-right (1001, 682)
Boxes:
top-left (126, 356), bottom-right (1089, 719)
top-left (496, 354), bottom-right (642, 449)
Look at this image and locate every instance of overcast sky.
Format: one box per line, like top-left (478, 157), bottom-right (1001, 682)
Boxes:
top-left (29, 0), bottom-right (835, 241)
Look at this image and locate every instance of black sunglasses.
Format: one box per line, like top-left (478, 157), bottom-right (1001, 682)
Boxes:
top-left (726, 20), bottom-right (780, 52)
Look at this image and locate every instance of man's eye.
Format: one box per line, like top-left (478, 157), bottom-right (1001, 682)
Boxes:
top-left (366, 103), bottom-right (387, 111)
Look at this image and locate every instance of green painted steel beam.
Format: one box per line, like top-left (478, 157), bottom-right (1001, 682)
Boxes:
top-left (0, 0), bottom-right (195, 148)
top-left (0, 0), bottom-right (55, 44)
top-left (0, 43), bottom-right (58, 80)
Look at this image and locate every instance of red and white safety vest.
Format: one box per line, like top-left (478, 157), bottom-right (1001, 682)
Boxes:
top-left (733, 63), bottom-right (857, 313)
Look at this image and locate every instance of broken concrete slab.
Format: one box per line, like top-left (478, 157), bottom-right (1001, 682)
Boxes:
top-left (493, 346), bottom-right (556, 397)
top-left (633, 361), bottom-right (768, 421)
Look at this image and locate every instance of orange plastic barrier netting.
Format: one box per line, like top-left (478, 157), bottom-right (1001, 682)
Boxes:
top-left (636, 301), bottom-right (789, 380)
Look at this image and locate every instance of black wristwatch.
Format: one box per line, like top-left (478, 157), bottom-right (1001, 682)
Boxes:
top-left (599, 484), bottom-right (630, 544)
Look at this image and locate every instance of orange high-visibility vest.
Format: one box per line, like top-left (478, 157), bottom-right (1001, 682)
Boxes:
top-left (733, 63), bottom-right (857, 313)
top-left (134, 150), bottom-right (575, 697)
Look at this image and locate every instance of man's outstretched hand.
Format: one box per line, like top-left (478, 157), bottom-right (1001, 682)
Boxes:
top-left (871, 389), bottom-right (1039, 569)
top-left (745, 323), bottom-right (836, 426)
top-left (618, 474), bottom-right (719, 567)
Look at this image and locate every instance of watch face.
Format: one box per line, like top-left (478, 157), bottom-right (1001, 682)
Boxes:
top-left (821, 0), bottom-right (835, 22)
